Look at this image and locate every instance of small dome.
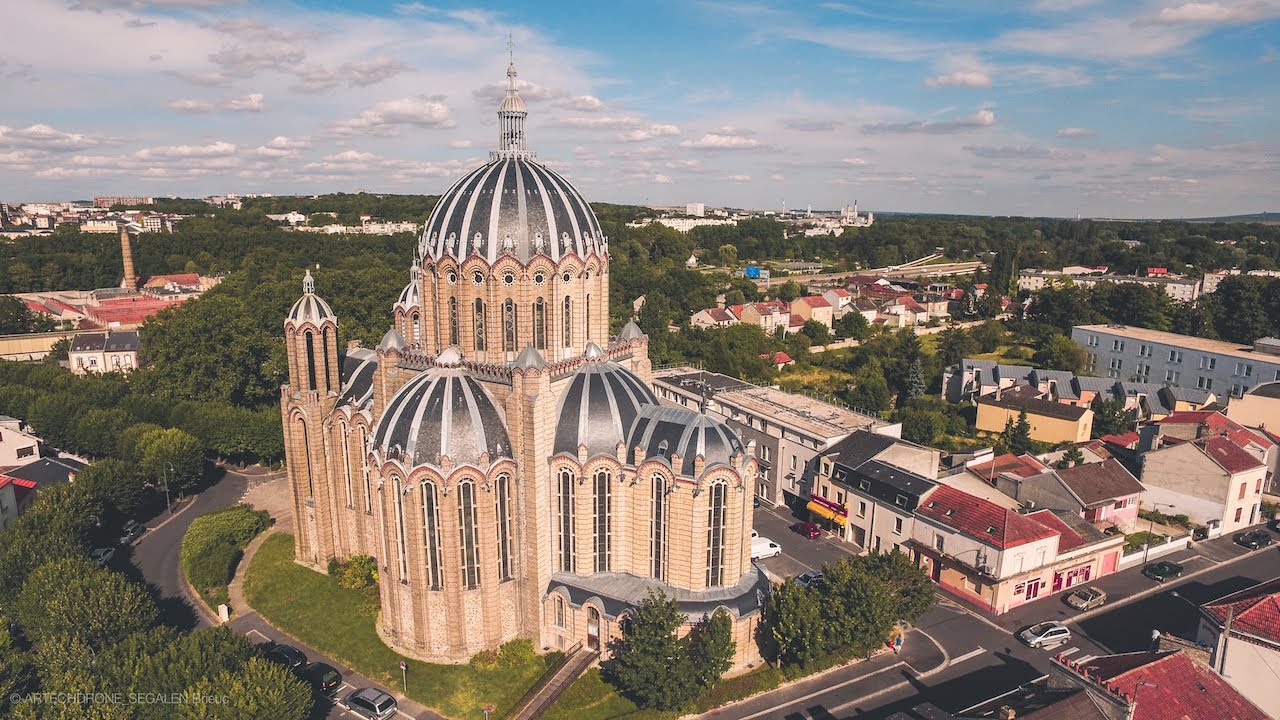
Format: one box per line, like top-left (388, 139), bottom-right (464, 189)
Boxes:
top-left (287, 270), bottom-right (336, 327)
top-left (583, 341), bottom-right (607, 359)
top-left (395, 277), bottom-right (420, 311)
top-left (437, 345), bottom-right (464, 366)
top-left (372, 367), bottom-right (511, 470)
top-left (626, 405), bottom-right (745, 476)
top-left (619, 320), bottom-right (646, 342)
top-left (513, 344), bottom-right (546, 371)
top-left (554, 360), bottom-right (657, 458)
top-left (378, 327), bottom-right (405, 352)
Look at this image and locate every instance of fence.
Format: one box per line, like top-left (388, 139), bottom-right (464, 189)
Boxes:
top-left (1117, 531), bottom-right (1192, 570)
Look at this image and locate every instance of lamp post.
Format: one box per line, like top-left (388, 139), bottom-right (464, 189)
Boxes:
top-left (163, 462), bottom-right (175, 514)
top-left (1142, 501), bottom-right (1176, 564)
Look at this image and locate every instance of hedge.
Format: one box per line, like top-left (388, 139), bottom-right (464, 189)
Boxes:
top-left (180, 504), bottom-right (270, 607)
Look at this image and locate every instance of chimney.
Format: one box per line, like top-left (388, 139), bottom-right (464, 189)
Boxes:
top-left (119, 224), bottom-right (137, 290)
top-left (998, 706), bottom-right (1016, 720)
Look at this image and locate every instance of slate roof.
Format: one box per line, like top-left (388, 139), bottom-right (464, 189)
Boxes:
top-left (1195, 436), bottom-right (1264, 474)
top-left (336, 348), bottom-right (377, 410)
top-left (1247, 380), bottom-right (1280, 399)
top-left (1074, 651), bottom-right (1268, 720)
top-left (1202, 577), bottom-right (1280, 647)
top-left (917, 484), bottom-right (1058, 550)
top-left (978, 385), bottom-right (1090, 422)
top-left (626, 404), bottom-right (745, 477)
top-left (68, 332), bottom-right (106, 353)
top-left (1055, 459), bottom-right (1145, 506)
top-left (844, 460), bottom-right (936, 509)
top-left (102, 330), bottom-right (139, 353)
top-left (1, 457), bottom-right (85, 486)
top-left (820, 430), bottom-right (897, 468)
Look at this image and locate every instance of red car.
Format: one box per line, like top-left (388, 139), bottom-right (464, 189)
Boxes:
top-left (791, 522), bottom-right (821, 539)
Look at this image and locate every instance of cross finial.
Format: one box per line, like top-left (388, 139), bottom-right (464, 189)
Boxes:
top-left (507, 33), bottom-right (514, 62)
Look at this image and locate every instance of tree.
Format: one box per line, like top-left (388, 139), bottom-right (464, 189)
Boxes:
top-left (1092, 397), bottom-right (1135, 437)
top-left (936, 326), bottom-right (978, 367)
top-left (72, 407), bottom-right (135, 458)
top-left (1033, 334), bottom-right (1089, 374)
top-left (0, 618), bottom-right (35, 703)
top-left (604, 590), bottom-right (698, 710)
top-left (861, 551), bottom-right (936, 623)
top-left (688, 609), bottom-right (735, 688)
top-left (717, 243), bottom-right (738, 268)
top-left (1053, 447), bottom-right (1085, 469)
top-left (898, 359), bottom-right (925, 407)
top-left (769, 580), bottom-right (823, 667)
top-left (898, 407), bottom-right (947, 446)
top-left (0, 296), bottom-right (55, 334)
top-left (136, 427), bottom-right (206, 491)
top-left (818, 559), bottom-right (896, 657)
top-left (775, 280), bottom-right (802, 303)
top-left (177, 657), bottom-right (312, 720)
top-left (969, 320), bottom-right (1006, 354)
top-left (846, 358), bottom-right (892, 412)
top-left (1001, 409), bottom-right (1033, 456)
top-left (800, 319), bottom-right (832, 346)
top-left (834, 311), bottom-right (868, 341)
top-left (76, 459), bottom-right (149, 517)
top-left (16, 556), bottom-right (159, 651)
top-left (0, 483), bottom-right (103, 604)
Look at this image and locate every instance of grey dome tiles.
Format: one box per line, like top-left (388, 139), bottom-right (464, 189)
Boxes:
top-left (372, 367), bottom-right (512, 469)
top-left (553, 360), bottom-right (658, 458)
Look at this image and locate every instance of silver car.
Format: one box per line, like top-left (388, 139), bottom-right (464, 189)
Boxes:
top-left (1064, 587), bottom-right (1106, 611)
top-left (343, 688), bottom-right (397, 720)
top-left (1018, 621), bottom-right (1071, 649)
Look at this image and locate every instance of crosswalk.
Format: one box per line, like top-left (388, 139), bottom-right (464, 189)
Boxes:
top-left (1056, 646), bottom-right (1096, 664)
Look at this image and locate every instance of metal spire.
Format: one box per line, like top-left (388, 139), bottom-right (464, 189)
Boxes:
top-left (493, 35), bottom-right (533, 160)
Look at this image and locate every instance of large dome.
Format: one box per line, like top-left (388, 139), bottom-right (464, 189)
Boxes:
top-left (422, 156), bottom-right (605, 264)
top-left (626, 405), bottom-right (746, 476)
top-left (553, 345), bottom-right (658, 458)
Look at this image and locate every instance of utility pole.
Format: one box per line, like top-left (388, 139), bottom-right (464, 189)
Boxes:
top-left (1219, 604), bottom-right (1234, 676)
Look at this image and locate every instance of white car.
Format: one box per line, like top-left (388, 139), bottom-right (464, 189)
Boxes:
top-left (794, 571), bottom-right (824, 589)
top-left (751, 537), bottom-right (781, 560)
top-left (1018, 621), bottom-right (1071, 649)
top-left (90, 547), bottom-right (116, 566)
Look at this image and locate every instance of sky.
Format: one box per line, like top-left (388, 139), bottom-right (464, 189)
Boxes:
top-left (2, 0), bottom-right (1279, 217)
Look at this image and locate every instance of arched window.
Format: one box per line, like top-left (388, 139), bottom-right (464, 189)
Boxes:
top-left (422, 481), bottom-right (443, 589)
top-left (585, 294), bottom-right (591, 342)
top-left (297, 416), bottom-right (313, 497)
top-left (650, 474), bottom-right (667, 580)
top-left (322, 327), bottom-right (332, 392)
top-left (554, 595), bottom-right (566, 628)
top-left (458, 480), bottom-right (480, 589)
top-left (304, 330), bottom-right (317, 391)
top-left (558, 469), bottom-right (575, 573)
top-left (393, 477), bottom-right (408, 581)
top-left (411, 312), bottom-right (421, 344)
top-left (448, 296), bottom-right (459, 346)
top-left (473, 298), bottom-right (486, 352)
top-left (594, 469), bottom-right (611, 572)
top-left (706, 483), bottom-right (727, 587)
top-left (360, 427), bottom-right (371, 513)
top-left (533, 297), bottom-right (547, 350)
top-left (340, 422), bottom-right (352, 507)
top-left (495, 474), bottom-right (512, 581)
top-left (563, 296), bottom-right (572, 348)
top-left (503, 299), bottom-right (517, 354)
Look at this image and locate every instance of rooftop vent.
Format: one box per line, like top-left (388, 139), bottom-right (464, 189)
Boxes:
top-left (945, 509), bottom-right (955, 516)
top-left (1254, 337), bottom-right (1280, 357)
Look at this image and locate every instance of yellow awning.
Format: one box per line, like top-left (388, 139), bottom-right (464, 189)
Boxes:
top-left (807, 500), bottom-right (837, 521)
top-left (831, 513), bottom-right (848, 526)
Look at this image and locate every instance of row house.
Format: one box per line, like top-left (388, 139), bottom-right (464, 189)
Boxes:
top-left (1139, 435), bottom-right (1267, 535)
top-left (992, 458), bottom-right (1146, 532)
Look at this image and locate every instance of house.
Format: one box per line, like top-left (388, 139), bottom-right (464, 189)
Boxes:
top-left (941, 452), bottom-right (1047, 509)
top-left (759, 351), bottom-right (794, 370)
top-left (68, 330), bottom-right (140, 375)
top-left (0, 456), bottom-right (85, 530)
top-left (850, 297), bottom-right (880, 324)
top-left (821, 288), bottom-right (853, 317)
top-left (1227, 381), bottom-right (1280, 440)
top-left (736, 301), bottom-right (790, 335)
top-left (975, 384), bottom-right (1094, 444)
top-left (910, 483), bottom-right (1124, 615)
top-left (690, 307), bottom-right (738, 329)
top-left (993, 459), bottom-right (1145, 532)
top-left (790, 295), bottom-right (834, 329)
top-left (1195, 577), bottom-right (1280, 717)
top-left (811, 435), bottom-right (940, 552)
top-left (0, 416), bottom-right (41, 467)
top-left (880, 294), bottom-right (929, 325)
top-left (1139, 436), bottom-right (1266, 534)
top-left (1153, 409), bottom-right (1277, 487)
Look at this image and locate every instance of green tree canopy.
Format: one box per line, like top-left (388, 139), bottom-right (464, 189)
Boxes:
top-left (16, 557), bottom-right (159, 651)
top-left (604, 590), bottom-right (699, 710)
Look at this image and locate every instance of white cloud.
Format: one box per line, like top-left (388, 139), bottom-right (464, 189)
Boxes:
top-left (135, 141), bottom-right (237, 159)
top-left (770, 173), bottom-right (785, 181)
top-left (1056, 127), bottom-right (1096, 138)
top-left (255, 135), bottom-right (309, 158)
top-left (558, 115), bottom-right (645, 130)
top-left (168, 92), bottom-right (266, 113)
top-left (617, 124), bottom-right (680, 142)
top-left (842, 157), bottom-right (869, 165)
top-left (679, 133), bottom-right (760, 150)
top-left (925, 70), bottom-right (992, 88)
top-left (449, 139), bottom-right (474, 148)
top-left (863, 109), bottom-right (995, 134)
top-left (331, 97), bottom-right (455, 136)
top-left (724, 174), bottom-right (751, 182)
top-left (557, 95), bottom-right (604, 111)
top-left (784, 118), bottom-right (840, 131)
top-left (1151, 2), bottom-right (1280, 25)
top-left (342, 56), bottom-right (412, 87)
top-left (0, 123), bottom-right (109, 151)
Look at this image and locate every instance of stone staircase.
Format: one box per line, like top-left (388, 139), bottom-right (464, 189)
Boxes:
top-left (506, 643), bottom-right (598, 720)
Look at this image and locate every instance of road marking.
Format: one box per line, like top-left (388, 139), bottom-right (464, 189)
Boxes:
top-left (1058, 646), bottom-right (1080, 657)
top-left (1076, 655), bottom-right (1096, 664)
top-left (246, 629), bottom-right (271, 643)
top-left (734, 661), bottom-right (910, 720)
top-left (950, 647), bottom-right (985, 665)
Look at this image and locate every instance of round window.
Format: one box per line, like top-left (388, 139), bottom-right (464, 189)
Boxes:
top-left (472, 271), bottom-right (485, 285)
top-left (562, 272), bottom-right (571, 284)
top-left (533, 272), bottom-right (546, 285)
top-left (446, 270), bottom-right (457, 284)
top-left (502, 273), bottom-right (516, 286)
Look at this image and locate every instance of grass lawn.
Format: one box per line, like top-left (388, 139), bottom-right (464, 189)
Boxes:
top-left (543, 664), bottom-right (785, 720)
top-left (777, 365), bottom-right (855, 395)
top-left (972, 344), bottom-right (1035, 365)
top-left (245, 532), bottom-right (553, 719)
top-left (1123, 531), bottom-right (1168, 554)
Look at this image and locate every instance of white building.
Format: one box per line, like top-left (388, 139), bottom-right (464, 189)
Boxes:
top-left (654, 217), bottom-right (737, 233)
top-left (1196, 577), bottom-right (1280, 719)
top-left (686, 202), bottom-right (705, 217)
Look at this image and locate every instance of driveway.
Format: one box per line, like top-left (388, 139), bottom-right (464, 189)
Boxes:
top-left (752, 504), bottom-right (859, 580)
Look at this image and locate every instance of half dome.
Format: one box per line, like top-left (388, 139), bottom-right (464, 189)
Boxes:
top-left (626, 405), bottom-right (745, 476)
top-left (287, 294), bottom-right (335, 327)
top-left (372, 367), bottom-right (512, 469)
top-left (554, 359), bottom-right (657, 458)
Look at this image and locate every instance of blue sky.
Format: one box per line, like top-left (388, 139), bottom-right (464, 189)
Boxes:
top-left (2, 0), bottom-right (1278, 217)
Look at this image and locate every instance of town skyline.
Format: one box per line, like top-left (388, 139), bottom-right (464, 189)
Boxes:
top-left (2, 0), bottom-right (1279, 217)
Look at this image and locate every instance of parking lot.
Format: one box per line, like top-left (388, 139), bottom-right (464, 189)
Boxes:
top-left (752, 502), bottom-right (860, 581)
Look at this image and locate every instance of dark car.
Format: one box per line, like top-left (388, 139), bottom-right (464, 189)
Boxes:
top-left (343, 688), bottom-right (398, 720)
top-left (304, 662), bottom-right (341, 695)
top-left (118, 520), bottom-right (144, 546)
top-left (265, 644), bottom-right (307, 670)
top-left (1267, 518), bottom-right (1280, 533)
top-left (1142, 560), bottom-right (1184, 582)
top-left (1234, 529), bottom-right (1273, 549)
top-left (790, 521), bottom-right (821, 539)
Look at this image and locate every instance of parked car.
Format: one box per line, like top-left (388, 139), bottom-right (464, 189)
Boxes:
top-left (794, 571), bottom-right (824, 589)
top-left (1234, 529), bottom-right (1274, 550)
top-left (304, 662), bottom-right (341, 696)
top-left (118, 520), bottom-right (144, 546)
top-left (751, 537), bottom-right (782, 560)
top-left (790, 521), bottom-right (821, 539)
top-left (1267, 518), bottom-right (1280, 533)
top-left (1064, 587), bottom-right (1106, 611)
top-left (1142, 560), bottom-right (1184, 582)
top-left (90, 547), bottom-right (116, 566)
top-left (342, 688), bottom-right (398, 720)
top-left (1018, 622), bottom-right (1071, 649)
top-left (264, 644), bottom-right (307, 670)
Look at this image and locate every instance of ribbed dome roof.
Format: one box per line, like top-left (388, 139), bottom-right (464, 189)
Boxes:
top-left (287, 270), bottom-right (335, 327)
top-left (395, 277), bottom-right (419, 310)
top-left (421, 156), bottom-right (606, 264)
top-left (553, 356), bottom-right (657, 458)
top-left (626, 405), bottom-right (745, 476)
top-left (371, 364), bottom-right (512, 470)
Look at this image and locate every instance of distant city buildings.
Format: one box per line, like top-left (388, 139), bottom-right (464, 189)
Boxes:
top-left (93, 196), bottom-right (153, 207)
top-left (67, 329), bottom-right (140, 374)
top-left (1019, 268), bottom-right (1202, 302)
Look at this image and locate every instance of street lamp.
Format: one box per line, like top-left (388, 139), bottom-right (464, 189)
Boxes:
top-left (1142, 501), bottom-right (1177, 564)
top-left (163, 462), bottom-right (175, 514)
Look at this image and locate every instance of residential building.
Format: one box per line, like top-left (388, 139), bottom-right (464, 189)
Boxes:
top-left (733, 301), bottom-right (791, 335)
top-left (1227, 380), bottom-right (1280, 438)
top-left (821, 288), bottom-right (853, 317)
top-left (690, 307), bottom-right (738, 329)
top-left (1152, 410), bottom-right (1276, 486)
top-left (975, 385), bottom-right (1094, 444)
top-left (790, 295), bottom-right (834, 329)
top-left (1196, 577), bottom-right (1280, 718)
top-left (68, 330), bottom-right (140, 375)
top-left (1139, 436), bottom-right (1266, 534)
top-left (1072, 325), bottom-right (1280, 398)
top-left (652, 369), bottom-right (900, 506)
top-left (685, 202), bottom-right (705, 217)
top-left (0, 416), bottom-right (41, 467)
top-left (0, 456), bottom-right (86, 529)
top-left (1019, 269), bottom-right (1202, 302)
top-left (910, 484), bottom-right (1124, 614)
top-left (943, 452), bottom-right (1047, 508)
top-left (93, 196), bottom-right (152, 207)
top-left (652, 216), bottom-right (736, 232)
top-left (993, 459), bottom-right (1145, 532)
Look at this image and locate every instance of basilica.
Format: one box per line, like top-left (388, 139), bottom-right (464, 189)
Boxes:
top-left (280, 61), bottom-right (766, 668)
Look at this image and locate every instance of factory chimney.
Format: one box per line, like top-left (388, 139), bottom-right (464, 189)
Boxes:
top-left (119, 223), bottom-right (138, 290)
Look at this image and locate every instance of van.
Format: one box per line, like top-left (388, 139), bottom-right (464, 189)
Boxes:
top-left (751, 537), bottom-right (781, 560)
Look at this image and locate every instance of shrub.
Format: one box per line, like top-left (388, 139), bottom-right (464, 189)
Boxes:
top-left (335, 555), bottom-right (377, 590)
top-left (180, 505), bottom-right (270, 606)
top-left (187, 543), bottom-right (243, 602)
top-left (469, 648), bottom-right (499, 669)
top-left (497, 639), bottom-right (537, 668)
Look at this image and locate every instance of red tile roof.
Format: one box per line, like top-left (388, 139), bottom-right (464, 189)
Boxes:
top-left (143, 272), bottom-right (200, 287)
top-left (830, 288), bottom-right (852, 297)
top-left (1025, 509), bottom-right (1087, 552)
top-left (1099, 431), bottom-right (1140, 448)
top-left (760, 351), bottom-right (794, 365)
top-left (1203, 577), bottom-right (1280, 647)
top-left (798, 295), bottom-right (831, 308)
top-left (1196, 436), bottom-right (1263, 474)
top-left (917, 484), bottom-right (1058, 550)
top-left (967, 453), bottom-right (1048, 481)
top-left (702, 308), bottom-right (735, 323)
top-left (788, 313), bottom-right (805, 327)
top-left (1160, 410), bottom-right (1274, 450)
top-left (1074, 651), bottom-right (1267, 720)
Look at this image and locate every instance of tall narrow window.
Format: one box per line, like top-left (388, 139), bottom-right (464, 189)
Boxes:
top-left (394, 477), bottom-right (408, 581)
top-left (563, 296), bottom-right (572, 348)
top-left (321, 327), bottom-right (332, 392)
top-left (297, 417), bottom-right (313, 497)
top-left (533, 297), bottom-right (547, 350)
top-left (594, 469), bottom-right (611, 572)
top-left (448, 296), bottom-right (459, 346)
top-left (558, 469), bottom-right (575, 572)
top-left (340, 422), bottom-right (352, 507)
top-left (473, 298), bottom-right (486, 352)
top-left (411, 312), bottom-right (421, 344)
top-left (503, 299), bottom-right (517, 353)
top-left (422, 482), bottom-right (442, 589)
top-left (585, 294), bottom-right (592, 342)
top-left (360, 428), bottom-right (371, 512)
top-left (458, 481), bottom-right (480, 589)
top-left (650, 474), bottom-right (667, 580)
top-left (706, 483), bottom-right (727, 587)
top-left (495, 474), bottom-right (513, 581)
top-left (304, 331), bottom-right (317, 390)
top-left (555, 596), bottom-right (566, 628)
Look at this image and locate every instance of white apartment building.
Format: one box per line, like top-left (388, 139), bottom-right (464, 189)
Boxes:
top-left (1020, 270), bottom-right (1201, 302)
